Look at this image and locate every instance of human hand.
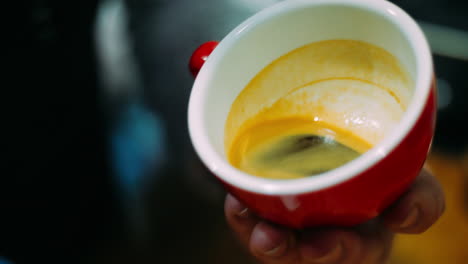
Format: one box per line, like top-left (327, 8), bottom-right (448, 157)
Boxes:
top-left (225, 169), bottom-right (445, 263)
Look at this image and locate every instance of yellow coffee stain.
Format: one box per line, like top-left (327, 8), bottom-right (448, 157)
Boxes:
top-left (225, 40), bottom-right (412, 179)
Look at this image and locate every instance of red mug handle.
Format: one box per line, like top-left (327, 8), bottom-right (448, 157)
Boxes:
top-left (189, 41), bottom-right (219, 77)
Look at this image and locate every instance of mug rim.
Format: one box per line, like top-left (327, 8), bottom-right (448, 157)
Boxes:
top-left (188, 0), bottom-right (433, 195)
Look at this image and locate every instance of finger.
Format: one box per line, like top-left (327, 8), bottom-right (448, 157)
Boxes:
top-left (249, 221), bottom-right (298, 264)
top-left (299, 229), bottom-right (361, 263)
top-left (354, 219), bottom-right (395, 264)
top-left (298, 221), bottom-right (394, 264)
top-left (224, 194), bottom-right (259, 246)
top-left (383, 169), bottom-right (445, 234)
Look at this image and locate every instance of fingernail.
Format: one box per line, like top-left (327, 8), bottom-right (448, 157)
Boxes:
top-left (226, 194), bottom-right (251, 219)
top-left (263, 232), bottom-right (295, 257)
top-left (400, 205), bottom-right (420, 229)
top-left (236, 207), bottom-right (250, 218)
top-left (252, 222), bottom-right (290, 258)
top-left (309, 242), bottom-right (343, 263)
top-left (264, 239), bottom-right (288, 257)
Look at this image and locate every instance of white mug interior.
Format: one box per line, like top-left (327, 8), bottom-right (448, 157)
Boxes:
top-left (188, 0), bottom-right (432, 195)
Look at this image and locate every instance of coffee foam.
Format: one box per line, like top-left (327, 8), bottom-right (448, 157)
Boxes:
top-left (225, 40), bottom-right (412, 151)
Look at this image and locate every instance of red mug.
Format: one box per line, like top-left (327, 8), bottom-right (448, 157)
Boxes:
top-left (188, 0), bottom-right (436, 228)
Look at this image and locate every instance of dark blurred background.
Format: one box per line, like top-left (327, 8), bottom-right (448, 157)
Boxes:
top-left (1, 0), bottom-right (467, 264)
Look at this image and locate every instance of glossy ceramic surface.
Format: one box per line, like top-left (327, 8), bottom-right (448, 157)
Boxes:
top-left (188, 0), bottom-right (435, 227)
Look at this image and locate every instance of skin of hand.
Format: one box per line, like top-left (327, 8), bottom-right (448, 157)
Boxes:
top-left (225, 169), bottom-right (445, 264)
